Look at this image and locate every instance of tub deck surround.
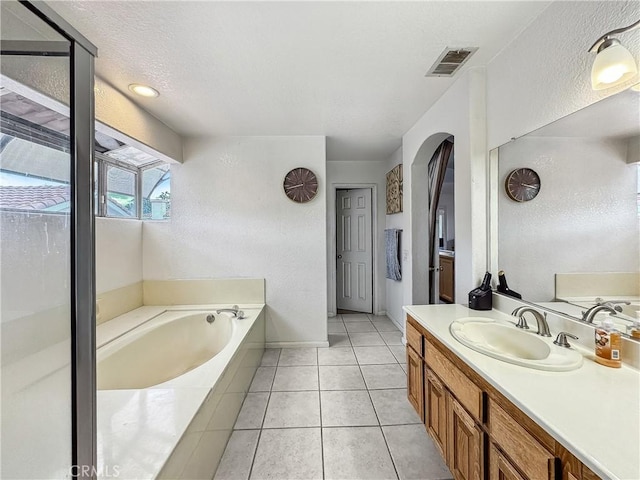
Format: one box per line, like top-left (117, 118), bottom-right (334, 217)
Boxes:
top-left (403, 304), bottom-right (640, 480)
top-left (96, 304), bottom-right (265, 480)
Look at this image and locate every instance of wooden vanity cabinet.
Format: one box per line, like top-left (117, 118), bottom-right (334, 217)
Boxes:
top-left (405, 315), bottom-right (602, 480)
top-left (424, 367), bottom-right (447, 458)
top-left (439, 254), bottom-right (455, 303)
top-left (490, 444), bottom-right (527, 480)
top-left (447, 394), bottom-right (483, 480)
top-left (407, 345), bottom-right (424, 419)
top-left (406, 319), bottom-right (425, 420)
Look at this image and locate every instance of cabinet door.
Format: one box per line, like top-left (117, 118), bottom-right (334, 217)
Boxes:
top-left (425, 368), bottom-right (447, 459)
top-left (489, 444), bottom-right (526, 480)
top-left (448, 394), bottom-right (483, 480)
top-left (406, 346), bottom-right (424, 420)
top-left (439, 255), bottom-right (455, 303)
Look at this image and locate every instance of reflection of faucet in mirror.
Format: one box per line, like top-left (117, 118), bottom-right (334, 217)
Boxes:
top-left (594, 298), bottom-right (630, 313)
top-left (582, 305), bottom-right (618, 324)
top-left (511, 307), bottom-right (551, 337)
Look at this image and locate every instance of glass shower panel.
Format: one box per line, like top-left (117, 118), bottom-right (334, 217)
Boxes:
top-left (1, 1), bottom-right (73, 478)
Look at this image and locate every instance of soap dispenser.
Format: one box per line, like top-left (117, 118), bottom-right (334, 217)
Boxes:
top-left (594, 315), bottom-right (622, 368)
top-left (628, 313), bottom-right (640, 340)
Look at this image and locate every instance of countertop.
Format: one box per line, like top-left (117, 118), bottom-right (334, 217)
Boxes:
top-left (404, 304), bottom-right (640, 480)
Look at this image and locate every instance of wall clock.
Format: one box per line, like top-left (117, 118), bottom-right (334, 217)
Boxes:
top-left (505, 168), bottom-right (541, 202)
top-left (283, 167), bottom-right (318, 203)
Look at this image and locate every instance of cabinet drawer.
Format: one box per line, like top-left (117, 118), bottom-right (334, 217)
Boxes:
top-left (489, 402), bottom-right (556, 480)
top-left (425, 340), bottom-right (482, 421)
top-left (406, 317), bottom-right (423, 357)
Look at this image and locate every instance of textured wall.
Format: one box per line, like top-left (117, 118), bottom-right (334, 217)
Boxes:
top-left (96, 217), bottom-right (143, 293)
top-left (402, 68), bottom-right (488, 311)
top-left (384, 147), bottom-right (405, 326)
top-left (487, 1), bottom-right (640, 149)
top-left (143, 136), bottom-right (327, 344)
top-left (498, 137), bottom-right (639, 301)
top-left (326, 160), bottom-right (388, 317)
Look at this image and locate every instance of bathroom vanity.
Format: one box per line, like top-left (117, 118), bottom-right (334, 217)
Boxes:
top-left (404, 304), bottom-right (640, 480)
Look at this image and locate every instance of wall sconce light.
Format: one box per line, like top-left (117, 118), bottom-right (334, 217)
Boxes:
top-left (589, 19), bottom-right (639, 90)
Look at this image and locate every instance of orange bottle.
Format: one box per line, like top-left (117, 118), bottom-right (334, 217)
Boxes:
top-left (595, 315), bottom-right (622, 368)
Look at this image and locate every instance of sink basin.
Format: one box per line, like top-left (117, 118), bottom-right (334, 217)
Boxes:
top-left (450, 318), bottom-right (583, 371)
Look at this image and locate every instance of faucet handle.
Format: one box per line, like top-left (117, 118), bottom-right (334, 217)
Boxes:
top-left (515, 315), bottom-right (530, 330)
top-left (553, 332), bottom-right (578, 348)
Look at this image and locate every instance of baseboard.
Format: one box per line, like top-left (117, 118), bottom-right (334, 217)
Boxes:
top-left (266, 341), bottom-right (330, 348)
top-left (385, 312), bottom-right (404, 332)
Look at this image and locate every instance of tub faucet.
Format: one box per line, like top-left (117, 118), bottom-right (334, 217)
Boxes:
top-left (216, 305), bottom-right (246, 319)
top-left (582, 304), bottom-right (618, 324)
top-left (511, 306), bottom-right (551, 337)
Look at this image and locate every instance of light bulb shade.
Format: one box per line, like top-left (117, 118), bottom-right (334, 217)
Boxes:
top-left (591, 43), bottom-right (638, 90)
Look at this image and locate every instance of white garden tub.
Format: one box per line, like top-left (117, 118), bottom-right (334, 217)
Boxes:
top-left (96, 305), bottom-right (265, 479)
top-left (98, 311), bottom-right (235, 390)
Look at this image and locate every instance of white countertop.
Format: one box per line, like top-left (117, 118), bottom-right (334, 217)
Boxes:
top-left (404, 304), bottom-right (640, 480)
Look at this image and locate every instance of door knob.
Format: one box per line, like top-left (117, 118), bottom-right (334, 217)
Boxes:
top-left (439, 266), bottom-right (444, 271)
top-left (337, 255), bottom-right (342, 259)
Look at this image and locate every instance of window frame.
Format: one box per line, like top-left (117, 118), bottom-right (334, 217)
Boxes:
top-left (95, 152), bottom-right (166, 219)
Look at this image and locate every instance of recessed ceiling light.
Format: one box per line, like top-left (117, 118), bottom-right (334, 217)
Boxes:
top-left (128, 83), bottom-right (159, 98)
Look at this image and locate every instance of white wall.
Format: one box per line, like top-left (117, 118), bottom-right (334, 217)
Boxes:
top-left (498, 137), bottom-right (639, 301)
top-left (386, 0), bottom-right (640, 323)
top-left (402, 68), bottom-right (488, 313)
top-left (384, 147), bottom-right (405, 325)
top-left (326, 160), bottom-right (387, 316)
top-left (487, 1), bottom-right (640, 149)
top-left (143, 136), bottom-right (328, 345)
top-left (96, 217), bottom-right (142, 293)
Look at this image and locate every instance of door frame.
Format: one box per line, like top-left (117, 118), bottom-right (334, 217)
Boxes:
top-left (328, 183), bottom-right (379, 316)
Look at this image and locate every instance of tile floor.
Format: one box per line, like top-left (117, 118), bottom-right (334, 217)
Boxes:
top-left (214, 313), bottom-right (452, 480)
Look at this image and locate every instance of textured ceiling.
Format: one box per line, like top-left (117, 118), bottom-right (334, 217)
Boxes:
top-left (48, 1), bottom-right (550, 161)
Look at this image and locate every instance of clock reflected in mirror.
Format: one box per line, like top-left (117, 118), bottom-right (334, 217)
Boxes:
top-left (283, 167), bottom-right (318, 203)
top-left (505, 168), bottom-right (541, 202)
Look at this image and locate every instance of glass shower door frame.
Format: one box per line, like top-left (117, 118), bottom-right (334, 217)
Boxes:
top-left (1, 2), bottom-right (98, 477)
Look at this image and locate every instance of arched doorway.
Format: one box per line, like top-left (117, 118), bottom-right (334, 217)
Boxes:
top-left (411, 133), bottom-right (455, 305)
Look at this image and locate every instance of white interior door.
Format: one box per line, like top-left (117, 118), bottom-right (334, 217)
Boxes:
top-left (336, 188), bottom-right (373, 313)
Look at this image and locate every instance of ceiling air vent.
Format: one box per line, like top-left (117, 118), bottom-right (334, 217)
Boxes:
top-left (425, 47), bottom-right (478, 77)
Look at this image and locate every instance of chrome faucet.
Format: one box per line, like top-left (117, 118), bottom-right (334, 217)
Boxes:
top-left (511, 306), bottom-right (552, 337)
top-left (593, 298), bottom-right (629, 313)
top-left (216, 305), bottom-right (245, 319)
top-left (582, 304), bottom-right (618, 324)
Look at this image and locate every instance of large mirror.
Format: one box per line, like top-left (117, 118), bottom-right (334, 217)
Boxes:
top-left (490, 87), bottom-right (640, 339)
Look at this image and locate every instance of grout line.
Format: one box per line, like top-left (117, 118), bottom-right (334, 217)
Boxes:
top-left (246, 351), bottom-right (275, 480)
top-left (317, 346), bottom-right (325, 479)
top-left (356, 345), bottom-right (401, 480)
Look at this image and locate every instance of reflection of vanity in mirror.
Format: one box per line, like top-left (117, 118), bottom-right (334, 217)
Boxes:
top-left (490, 87), bottom-right (640, 340)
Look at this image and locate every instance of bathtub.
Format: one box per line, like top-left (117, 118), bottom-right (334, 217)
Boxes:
top-left (98, 311), bottom-right (236, 390)
top-left (96, 304), bottom-right (265, 480)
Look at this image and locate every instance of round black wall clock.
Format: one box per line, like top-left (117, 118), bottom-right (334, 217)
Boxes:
top-left (283, 167), bottom-right (318, 203)
top-left (505, 168), bottom-right (541, 202)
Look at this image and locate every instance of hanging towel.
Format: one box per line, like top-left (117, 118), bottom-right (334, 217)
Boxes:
top-left (385, 229), bottom-right (402, 281)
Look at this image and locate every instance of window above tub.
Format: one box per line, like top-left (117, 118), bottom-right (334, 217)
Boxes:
top-left (0, 84), bottom-right (172, 220)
